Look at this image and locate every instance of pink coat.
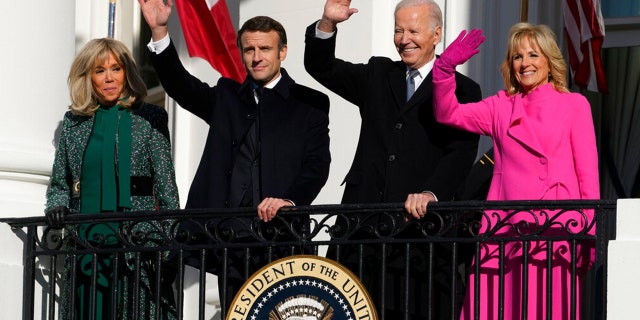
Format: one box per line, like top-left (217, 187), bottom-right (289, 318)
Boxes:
top-left (434, 76), bottom-right (600, 320)
top-left (433, 79), bottom-right (599, 201)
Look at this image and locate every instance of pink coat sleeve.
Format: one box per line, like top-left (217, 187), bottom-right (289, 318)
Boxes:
top-left (570, 94), bottom-right (600, 200)
top-left (432, 75), bottom-right (497, 136)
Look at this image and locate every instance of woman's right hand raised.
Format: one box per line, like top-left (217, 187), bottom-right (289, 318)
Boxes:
top-left (433, 29), bottom-right (485, 81)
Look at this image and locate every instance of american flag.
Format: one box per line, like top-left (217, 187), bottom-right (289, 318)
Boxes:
top-left (563, 0), bottom-right (608, 93)
top-left (175, 0), bottom-right (246, 83)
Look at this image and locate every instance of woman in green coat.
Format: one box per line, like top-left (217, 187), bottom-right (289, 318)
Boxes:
top-left (45, 38), bottom-right (179, 319)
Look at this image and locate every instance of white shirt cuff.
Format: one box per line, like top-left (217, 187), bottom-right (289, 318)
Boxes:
top-left (146, 34), bottom-right (171, 54)
top-left (314, 21), bottom-right (335, 39)
top-left (422, 191), bottom-right (438, 202)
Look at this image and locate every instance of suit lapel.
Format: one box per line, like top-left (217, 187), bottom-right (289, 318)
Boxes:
top-left (67, 115), bottom-right (94, 179)
top-left (233, 80), bottom-right (261, 140)
top-left (389, 66), bottom-right (406, 111)
top-left (400, 70), bottom-right (433, 115)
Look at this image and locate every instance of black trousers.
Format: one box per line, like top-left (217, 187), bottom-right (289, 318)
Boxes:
top-left (326, 206), bottom-right (474, 320)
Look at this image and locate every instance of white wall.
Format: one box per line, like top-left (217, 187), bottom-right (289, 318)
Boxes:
top-left (607, 199), bottom-right (640, 319)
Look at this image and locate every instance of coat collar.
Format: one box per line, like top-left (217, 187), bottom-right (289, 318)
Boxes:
top-left (239, 68), bottom-right (295, 100)
top-left (507, 83), bottom-right (557, 156)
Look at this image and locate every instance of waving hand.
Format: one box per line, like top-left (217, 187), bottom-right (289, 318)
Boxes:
top-left (138, 0), bottom-right (173, 41)
top-left (318, 0), bottom-right (359, 33)
top-left (433, 29), bottom-right (485, 81)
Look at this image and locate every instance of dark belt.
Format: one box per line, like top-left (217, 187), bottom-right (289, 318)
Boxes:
top-left (72, 176), bottom-right (154, 197)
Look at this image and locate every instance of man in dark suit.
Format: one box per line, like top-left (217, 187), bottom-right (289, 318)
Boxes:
top-left (139, 0), bottom-right (331, 311)
top-left (304, 0), bottom-right (481, 318)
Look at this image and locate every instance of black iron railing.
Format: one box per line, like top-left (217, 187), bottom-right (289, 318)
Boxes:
top-left (1, 200), bottom-right (616, 320)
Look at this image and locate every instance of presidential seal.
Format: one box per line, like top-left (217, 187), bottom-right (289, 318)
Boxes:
top-left (227, 255), bottom-right (377, 320)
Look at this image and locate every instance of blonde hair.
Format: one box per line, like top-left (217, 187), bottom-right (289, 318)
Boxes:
top-left (68, 38), bottom-right (147, 116)
top-left (500, 23), bottom-right (569, 95)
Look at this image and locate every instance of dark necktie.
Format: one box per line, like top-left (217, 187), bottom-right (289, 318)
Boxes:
top-left (406, 69), bottom-right (420, 101)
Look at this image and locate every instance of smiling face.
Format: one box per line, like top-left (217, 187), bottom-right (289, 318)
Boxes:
top-left (394, 4), bottom-right (441, 70)
top-left (511, 37), bottom-right (550, 94)
top-left (91, 51), bottom-right (125, 106)
top-left (240, 30), bottom-right (287, 86)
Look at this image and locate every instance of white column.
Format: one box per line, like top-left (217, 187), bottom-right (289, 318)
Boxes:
top-left (608, 199), bottom-right (640, 319)
top-left (0, 0), bottom-right (76, 318)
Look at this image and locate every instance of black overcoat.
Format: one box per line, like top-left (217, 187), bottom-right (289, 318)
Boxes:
top-left (304, 22), bottom-right (482, 319)
top-left (149, 41), bottom-right (331, 210)
top-left (304, 23), bottom-right (480, 204)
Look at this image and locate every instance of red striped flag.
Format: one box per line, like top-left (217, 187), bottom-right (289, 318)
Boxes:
top-left (563, 0), bottom-right (608, 93)
top-left (175, 0), bottom-right (246, 83)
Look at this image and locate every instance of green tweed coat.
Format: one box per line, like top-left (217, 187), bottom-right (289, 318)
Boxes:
top-left (46, 103), bottom-right (180, 320)
top-left (46, 103), bottom-right (179, 212)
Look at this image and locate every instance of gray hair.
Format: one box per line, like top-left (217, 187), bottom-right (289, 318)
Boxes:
top-left (395, 0), bottom-right (443, 32)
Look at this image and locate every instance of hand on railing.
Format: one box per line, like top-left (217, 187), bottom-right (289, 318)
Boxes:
top-left (45, 206), bottom-right (70, 229)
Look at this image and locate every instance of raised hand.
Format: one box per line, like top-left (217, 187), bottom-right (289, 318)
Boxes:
top-left (433, 29), bottom-right (485, 81)
top-left (318, 0), bottom-right (359, 33)
top-left (138, 0), bottom-right (173, 41)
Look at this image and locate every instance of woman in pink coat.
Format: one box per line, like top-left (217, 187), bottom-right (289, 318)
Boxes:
top-left (431, 23), bottom-right (599, 319)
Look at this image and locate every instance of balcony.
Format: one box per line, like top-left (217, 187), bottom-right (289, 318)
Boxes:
top-left (1, 200), bottom-right (616, 320)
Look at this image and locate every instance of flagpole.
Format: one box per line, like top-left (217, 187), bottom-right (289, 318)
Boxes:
top-left (108, 0), bottom-right (117, 38)
top-left (520, 0), bottom-right (529, 22)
